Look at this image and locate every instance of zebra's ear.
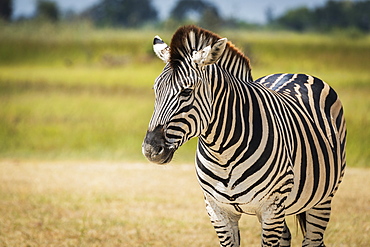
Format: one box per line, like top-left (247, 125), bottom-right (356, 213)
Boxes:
top-left (192, 38), bottom-right (228, 66)
top-left (153, 35), bottom-right (170, 63)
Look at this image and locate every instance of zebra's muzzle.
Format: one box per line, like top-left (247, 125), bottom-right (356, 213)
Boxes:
top-left (142, 125), bottom-right (175, 164)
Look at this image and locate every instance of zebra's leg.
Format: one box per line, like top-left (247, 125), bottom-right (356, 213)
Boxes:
top-left (259, 196), bottom-right (287, 247)
top-left (302, 197), bottom-right (333, 247)
top-left (280, 221), bottom-right (291, 247)
top-left (204, 194), bottom-right (241, 247)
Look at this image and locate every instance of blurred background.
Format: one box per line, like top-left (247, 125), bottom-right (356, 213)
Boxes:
top-left (0, 0), bottom-right (369, 167)
top-left (1, 1), bottom-right (369, 246)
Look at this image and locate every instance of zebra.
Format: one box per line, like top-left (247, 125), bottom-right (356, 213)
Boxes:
top-left (142, 25), bottom-right (346, 247)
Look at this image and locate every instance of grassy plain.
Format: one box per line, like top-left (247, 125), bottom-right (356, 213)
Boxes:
top-left (0, 161), bottom-right (369, 246)
top-left (0, 22), bottom-right (369, 166)
top-left (0, 23), bottom-right (369, 246)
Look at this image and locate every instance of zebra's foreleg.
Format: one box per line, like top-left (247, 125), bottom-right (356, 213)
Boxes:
top-left (301, 197), bottom-right (333, 247)
top-left (204, 194), bottom-right (241, 247)
top-left (258, 196), bottom-right (287, 247)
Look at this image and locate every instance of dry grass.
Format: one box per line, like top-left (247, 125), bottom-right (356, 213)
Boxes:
top-left (0, 161), bottom-right (368, 246)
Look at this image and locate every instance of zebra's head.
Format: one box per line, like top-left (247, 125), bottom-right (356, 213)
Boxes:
top-left (142, 25), bottom-right (229, 164)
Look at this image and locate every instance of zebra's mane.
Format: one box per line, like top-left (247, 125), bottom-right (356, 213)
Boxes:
top-left (170, 25), bottom-right (252, 81)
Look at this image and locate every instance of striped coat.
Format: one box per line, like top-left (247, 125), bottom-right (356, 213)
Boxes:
top-left (143, 25), bottom-right (346, 247)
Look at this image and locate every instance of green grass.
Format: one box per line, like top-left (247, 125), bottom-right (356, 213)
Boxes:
top-left (0, 22), bottom-right (369, 166)
top-left (0, 161), bottom-right (369, 246)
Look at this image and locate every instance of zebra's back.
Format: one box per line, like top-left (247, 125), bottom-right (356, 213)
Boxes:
top-left (255, 73), bottom-right (346, 215)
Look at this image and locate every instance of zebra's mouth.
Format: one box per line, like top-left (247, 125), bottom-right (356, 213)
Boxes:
top-left (156, 146), bottom-right (175, 164)
top-left (143, 144), bottom-right (175, 165)
top-left (142, 125), bottom-right (176, 165)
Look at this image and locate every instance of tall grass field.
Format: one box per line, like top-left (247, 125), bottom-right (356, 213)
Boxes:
top-left (0, 23), bottom-right (369, 246)
top-left (0, 23), bottom-right (369, 166)
top-left (0, 25), bottom-right (370, 167)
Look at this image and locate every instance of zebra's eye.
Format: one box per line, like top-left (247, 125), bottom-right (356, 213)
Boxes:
top-left (179, 88), bottom-right (192, 97)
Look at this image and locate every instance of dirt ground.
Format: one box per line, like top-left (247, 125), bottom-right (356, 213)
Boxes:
top-left (0, 160), bottom-right (368, 246)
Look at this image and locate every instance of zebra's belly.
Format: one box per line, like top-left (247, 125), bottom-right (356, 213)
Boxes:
top-left (204, 184), bottom-right (332, 217)
top-left (284, 191), bottom-right (322, 215)
top-left (200, 172), bottom-right (336, 217)
top-left (200, 178), bottom-right (287, 216)
top-left (196, 162), bottom-right (294, 215)
top-left (196, 147), bottom-right (342, 216)
top-left (204, 190), bottom-right (261, 216)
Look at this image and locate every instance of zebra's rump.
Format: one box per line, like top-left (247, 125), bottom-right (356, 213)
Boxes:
top-left (255, 73), bottom-right (346, 214)
top-left (255, 73), bottom-right (344, 147)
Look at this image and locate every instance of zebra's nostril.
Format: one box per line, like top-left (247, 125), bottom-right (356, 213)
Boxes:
top-left (158, 146), bottom-right (164, 155)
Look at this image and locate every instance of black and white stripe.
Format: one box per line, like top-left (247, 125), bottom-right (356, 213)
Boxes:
top-left (143, 25), bottom-right (346, 247)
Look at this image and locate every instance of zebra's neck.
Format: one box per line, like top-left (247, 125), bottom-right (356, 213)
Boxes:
top-left (217, 44), bottom-right (253, 83)
top-left (199, 71), bottom-right (264, 168)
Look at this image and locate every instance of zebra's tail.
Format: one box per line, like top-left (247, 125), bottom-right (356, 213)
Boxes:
top-left (296, 212), bottom-right (307, 236)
